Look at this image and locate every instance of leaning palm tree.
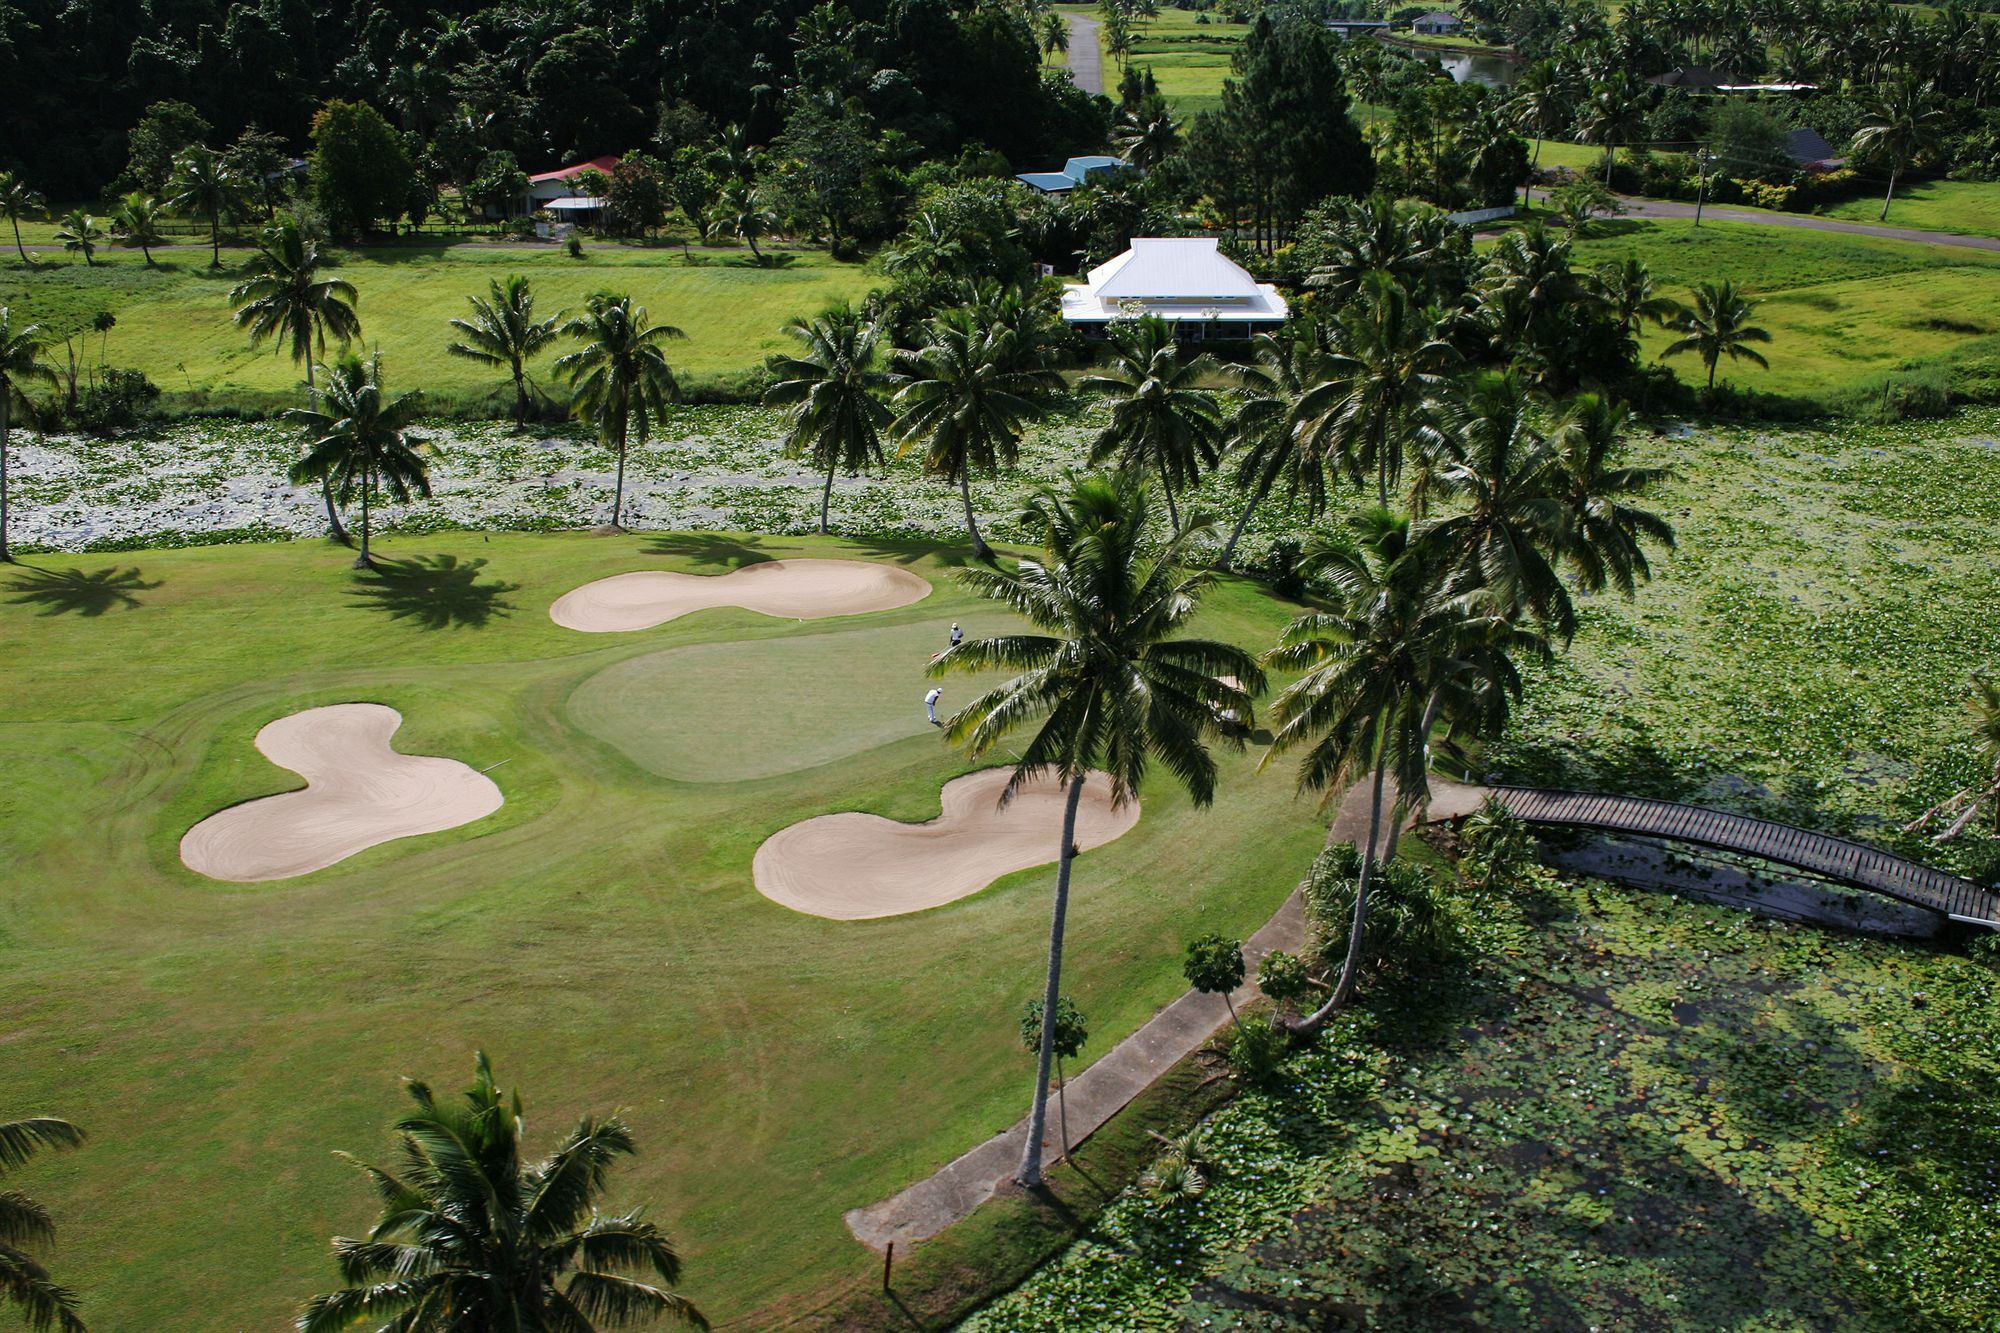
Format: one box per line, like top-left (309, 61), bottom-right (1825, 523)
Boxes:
top-left (230, 219), bottom-right (362, 543)
top-left (109, 193), bottom-right (166, 266)
top-left (166, 146), bottom-right (245, 267)
top-left (0, 308), bottom-right (58, 564)
top-left (286, 354), bottom-right (430, 568)
top-left (0, 172), bottom-right (43, 266)
top-left (1545, 391), bottom-right (1676, 595)
top-left (707, 184), bottom-right (777, 262)
top-left (1, 1116), bottom-right (87, 1332)
top-left (54, 211), bottom-right (101, 267)
top-left (1851, 78), bottom-right (1948, 221)
top-left (298, 1053), bottom-right (705, 1332)
top-left (446, 274), bottom-right (561, 426)
top-left (1078, 315), bottom-right (1222, 535)
top-left (764, 306), bottom-right (891, 534)
top-left (555, 292), bottom-right (685, 530)
top-left (1216, 326), bottom-right (1327, 571)
top-left (929, 470), bottom-right (1263, 1186)
top-left (1660, 279), bottom-right (1772, 392)
top-left (890, 313), bottom-right (1062, 559)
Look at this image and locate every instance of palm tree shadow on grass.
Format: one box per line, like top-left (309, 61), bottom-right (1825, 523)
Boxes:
top-left (640, 532), bottom-right (774, 569)
top-left (347, 554), bottom-right (519, 629)
top-left (4, 565), bottom-right (159, 616)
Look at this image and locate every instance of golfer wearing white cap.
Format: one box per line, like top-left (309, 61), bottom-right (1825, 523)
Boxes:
top-left (924, 686), bottom-right (944, 726)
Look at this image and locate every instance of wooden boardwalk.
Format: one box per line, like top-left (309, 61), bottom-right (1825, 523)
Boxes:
top-left (1487, 786), bottom-right (2000, 927)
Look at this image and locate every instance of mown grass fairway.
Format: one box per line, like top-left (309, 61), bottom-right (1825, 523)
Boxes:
top-left (1063, 4), bottom-right (1251, 114)
top-left (0, 240), bottom-right (878, 409)
top-left (0, 530), bottom-right (1324, 1330)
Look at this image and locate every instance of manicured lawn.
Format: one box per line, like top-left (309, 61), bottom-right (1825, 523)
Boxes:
top-left (1064, 4), bottom-right (1251, 115)
top-left (0, 529), bottom-right (1327, 1330)
top-left (0, 240), bottom-right (879, 409)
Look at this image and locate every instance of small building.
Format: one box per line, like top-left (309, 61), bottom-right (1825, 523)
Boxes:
top-left (498, 154), bottom-right (622, 218)
top-left (1059, 237), bottom-right (1288, 341)
top-left (1411, 11), bottom-right (1465, 35)
top-left (1015, 155), bottom-right (1131, 195)
top-left (1323, 18), bottom-right (1391, 39)
top-left (1783, 128), bottom-right (1842, 170)
top-left (1645, 65), bottom-right (1735, 90)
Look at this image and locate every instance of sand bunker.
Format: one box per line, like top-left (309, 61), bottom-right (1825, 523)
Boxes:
top-left (752, 768), bottom-right (1140, 920)
top-left (181, 704), bottom-right (503, 882)
top-left (550, 559), bottom-right (930, 632)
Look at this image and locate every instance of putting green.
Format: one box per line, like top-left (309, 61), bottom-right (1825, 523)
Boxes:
top-left (568, 620), bottom-right (975, 782)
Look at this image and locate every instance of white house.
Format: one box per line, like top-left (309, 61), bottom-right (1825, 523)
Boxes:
top-left (1411, 10), bottom-right (1466, 35)
top-left (491, 154), bottom-right (622, 219)
top-left (1059, 238), bottom-right (1288, 341)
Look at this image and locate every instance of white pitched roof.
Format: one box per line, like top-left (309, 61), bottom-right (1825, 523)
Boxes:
top-left (1087, 238), bottom-right (1265, 301)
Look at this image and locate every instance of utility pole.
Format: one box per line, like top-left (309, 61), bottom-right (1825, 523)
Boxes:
top-left (1693, 150), bottom-right (1718, 227)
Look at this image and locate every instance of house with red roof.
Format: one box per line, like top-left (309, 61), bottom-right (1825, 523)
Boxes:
top-left (489, 154), bottom-right (622, 220)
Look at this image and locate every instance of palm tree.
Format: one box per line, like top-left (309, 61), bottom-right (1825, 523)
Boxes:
top-left (109, 193), bottom-right (165, 266)
top-left (1, 1116), bottom-right (87, 1332)
top-left (929, 471), bottom-right (1263, 1186)
top-left (1661, 278), bottom-right (1772, 392)
top-left (298, 1053), bottom-right (705, 1332)
top-left (1577, 71), bottom-right (1645, 185)
top-left (708, 184), bottom-right (777, 261)
top-left (0, 173), bottom-right (46, 266)
top-left (1302, 195), bottom-right (1446, 306)
top-left (764, 306), bottom-right (891, 534)
top-left (1590, 256), bottom-right (1678, 339)
top-left (555, 292), bottom-right (686, 531)
top-left (1216, 327), bottom-right (1327, 571)
top-left (1112, 106), bottom-right (1181, 169)
top-left (446, 274), bottom-right (561, 426)
top-left (1041, 11), bottom-right (1069, 64)
top-left (230, 219), bottom-right (363, 543)
top-left (286, 354), bottom-right (430, 568)
top-left (890, 313), bottom-right (1062, 559)
top-left (1508, 60), bottom-right (1572, 206)
top-left (167, 146), bottom-right (245, 267)
top-left (1905, 674), bottom-right (2000, 841)
top-left (1850, 78), bottom-right (1948, 221)
top-left (0, 308), bottom-right (57, 564)
top-left (1077, 315), bottom-right (1221, 535)
top-left (54, 211), bottom-right (101, 267)
top-left (1545, 391), bottom-right (1677, 595)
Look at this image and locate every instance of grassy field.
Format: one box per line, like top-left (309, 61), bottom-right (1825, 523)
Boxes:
top-left (0, 529), bottom-right (1328, 1330)
top-left (1064, 4), bottom-right (1251, 115)
top-left (1821, 178), bottom-right (2000, 240)
top-left (0, 238), bottom-right (879, 410)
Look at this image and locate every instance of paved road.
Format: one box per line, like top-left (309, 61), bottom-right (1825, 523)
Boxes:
top-left (1065, 11), bottom-right (1103, 94)
top-left (1613, 194), bottom-right (2000, 254)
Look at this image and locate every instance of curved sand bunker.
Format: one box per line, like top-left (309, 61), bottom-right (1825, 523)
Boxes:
top-left (551, 559), bottom-right (930, 633)
top-left (753, 768), bottom-right (1140, 920)
top-left (181, 704), bottom-right (503, 882)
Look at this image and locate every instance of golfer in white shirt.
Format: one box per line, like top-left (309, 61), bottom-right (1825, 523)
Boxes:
top-left (925, 687), bottom-right (944, 725)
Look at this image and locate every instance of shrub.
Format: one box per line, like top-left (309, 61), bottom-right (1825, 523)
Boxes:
top-left (1837, 367), bottom-right (1956, 422)
top-left (1302, 843), bottom-right (1464, 982)
top-left (73, 368), bottom-right (161, 434)
top-left (1255, 949), bottom-right (1312, 1011)
top-left (1224, 1018), bottom-right (1287, 1085)
top-left (1738, 179), bottom-right (1796, 211)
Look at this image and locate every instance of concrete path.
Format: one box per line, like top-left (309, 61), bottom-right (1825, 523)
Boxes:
top-left (1065, 11), bottom-right (1103, 94)
top-left (843, 888), bottom-right (1306, 1251)
top-left (1612, 195), bottom-right (2000, 253)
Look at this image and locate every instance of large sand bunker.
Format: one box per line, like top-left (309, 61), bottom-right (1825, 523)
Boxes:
top-left (181, 704), bottom-right (504, 882)
top-left (550, 559), bottom-right (930, 633)
top-left (752, 768), bottom-right (1140, 920)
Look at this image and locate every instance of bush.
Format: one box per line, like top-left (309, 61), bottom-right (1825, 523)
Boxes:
top-left (1224, 1018), bottom-right (1287, 1085)
top-left (566, 234), bottom-right (584, 258)
top-left (1837, 367), bottom-right (1956, 422)
top-left (1737, 179), bottom-right (1796, 211)
top-left (73, 368), bottom-right (161, 434)
top-left (1301, 842), bottom-right (1464, 982)
top-left (1255, 949), bottom-right (1312, 1011)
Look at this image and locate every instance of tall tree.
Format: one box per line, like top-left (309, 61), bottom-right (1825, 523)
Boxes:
top-left (1545, 391), bottom-right (1676, 595)
top-left (555, 293), bottom-right (685, 531)
top-left (1507, 60), bottom-right (1572, 206)
top-left (446, 275), bottom-right (561, 426)
top-left (308, 100), bottom-right (416, 238)
top-left (890, 313), bottom-right (1062, 559)
top-left (707, 184), bottom-right (778, 262)
top-left (287, 354), bottom-right (429, 568)
top-left (110, 193), bottom-right (166, 266)
top-left (168, 147), bottom-right (245, 267)
top-left (230, 219), bottom-right (363, 543)
top-left (0, 308), bottom-right (58, 564)
top-left (1589, 256), bottom-right (1677, 340)
top-left (1577, 71), bottom-right (1645, 185)
top-left (929, 471), bottom-right (1262, 1185)
top-left (1661, 278), bottom-right (1772, 391)
top-left (1217, 326), bottom-right (1327, 571)
top-left (0, 1116), bottom-right (87, 1332)
top-left (0, 173), bottom-right (44, 266)
top-left (297, 1053), bottom-right (705, 1332)
top-left (54, 211), bottom-right (102, 267)
top-left (1078, 315), bottom-right (1223, 535)
top-left (1850, 78), bottom-right (1948, 221)
top-left (764, 306), bottom-right (891, 535)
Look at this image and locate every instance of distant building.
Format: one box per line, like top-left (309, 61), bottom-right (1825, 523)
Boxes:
top-left (1323, 18), bottom-right (1391, 39)
top-left (1645, 65), bottom-right (1735, 90)
top-left (1015, 155), bottom-right (1131, 194)
top-left (492, 154), bottom-right (622, 218)
top-left (1783, 128), bottom-right (1842, 169)
top-left (1411, 11), bottom-right (1465, 35)
top-left (1060, 238), bottom-right (1288, 341)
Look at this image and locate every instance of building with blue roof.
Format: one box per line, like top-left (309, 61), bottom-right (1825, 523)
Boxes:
top-left (1014, 155), bottom-right (1132, 194)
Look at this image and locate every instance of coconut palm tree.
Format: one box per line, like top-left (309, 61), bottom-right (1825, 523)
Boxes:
top-left (1077, 315), bottom-right (1222, 535)
top-left (0, 1116), bottom-right (87, 1332)
top-left (555, 292), bottom-right (685, 531)
top-left (1577, 71), bottom-right (1645, 185)
top-left (286, 354), bottom-right (430, 568)
top-left (166, 146), bottom-right (245, 267)
top-left (230, 218), bottom-right (362, 543)
top-left (929, 470), bottom-right (1263, 1186)
top-left (54, 211), bottom-right (102, 267)
top-left (298, 1053), bottom-right (705, 1333)
top-left (0, 173), bottom-right (46, 266)
top-left (1661, 278), bottom-right (1772, 392)
top-left (1508, 59), bottom-right (1572, 206)
top-left (446, 274), bottom-right (562, 426)
top-left (764, 306), bottom-right (891, 535)
top-left (708, 184), bottom-right (777, 261)
top-left (890, 313), bottom-right (1062, 559)
top-left (0, 308), bottom-right (57, 564)
top-left (1850, 78), bottom-right (1948, 221)
top-left (109, 193), bottom-right (166, 266)
top-left (1301, 195), bottom-right (1446, 307)
top-left (1041, 11), bottom-right (1069, 63)
top-left (1546, 391), bottom-right (1677, 595)
top-left (1216, 326), bottom-right (1327, 571)
top-left (1112, 105), bottom-right (1181, 169)
top-left (1590, 255), bottom-right (1678, 340)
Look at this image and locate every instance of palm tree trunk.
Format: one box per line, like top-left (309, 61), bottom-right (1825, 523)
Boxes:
top-left (1706, 356), bottom-right (1718, 391)
top-left (0, 396), bottom-right (11, 563)
top-left (210, 213), bottom-right (221, 268)
top-left (820, 459), bottom-right (836, 535)
top-left (1019, 773), bottom-right (1087, 1188)
top-left (1880, 166), bottom-right (1900, 222)
top-left (1381, 690), bottom-right (1444, 864)
top-left (611, 413), bottom-right (629, 529)
top-left (512, 364), bottom-right (529, 426)
top-left (959, 471), bottom-right (991, 560)
top-left (1217, 474), bottom-right (1272, 572)
top-left (1222, 990), bottom-right (1243, 1036)
top-left (1289, 753), bottom-right (1388, 1038)
top-left (1159, 462), bottom-right (1179, 535)
top-left (354, 459), bottom-right (373, 569)
top-left (748, 233), bottom-right (762, 261)
top-left (303, 359), bottom-right (352, 546)
top-left (9, 216), bottom-right (25, 265)
top-left (1523, 136), bottom-right (1542, 208)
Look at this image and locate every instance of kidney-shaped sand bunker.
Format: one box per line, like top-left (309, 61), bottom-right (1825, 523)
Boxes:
top-left (181, 703), bottom-right (503, 882)
top-left (752, 768), bottom-right (1140, 920)
top-left (550, 558), bottom-right (930, 633)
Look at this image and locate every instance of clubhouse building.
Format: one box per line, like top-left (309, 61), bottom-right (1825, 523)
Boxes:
top-left (1059, 237), bottom-right (1289, 341)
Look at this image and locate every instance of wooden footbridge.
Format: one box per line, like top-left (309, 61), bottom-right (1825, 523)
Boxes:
top-left (1483, 786), bottom-right (2000, 927)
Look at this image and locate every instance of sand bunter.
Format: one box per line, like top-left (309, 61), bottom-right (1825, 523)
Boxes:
top-left (550, 558), bottom-right (929, 632)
